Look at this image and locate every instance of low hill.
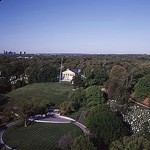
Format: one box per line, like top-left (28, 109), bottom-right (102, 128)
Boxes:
top-left (7, 82), bottom-right (73, 108)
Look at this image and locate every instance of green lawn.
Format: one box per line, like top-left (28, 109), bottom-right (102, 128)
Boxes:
top-left (7, 82), bottom-right (73, 107)
top-left (3, 123), bottom-right (83, 150)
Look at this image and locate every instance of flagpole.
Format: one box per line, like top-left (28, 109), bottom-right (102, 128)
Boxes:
top-left (59, 57), bottom-right (63, 82)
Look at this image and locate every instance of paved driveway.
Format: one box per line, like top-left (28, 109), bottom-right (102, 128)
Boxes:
top-left (36, 116), bottom-right (71, 123)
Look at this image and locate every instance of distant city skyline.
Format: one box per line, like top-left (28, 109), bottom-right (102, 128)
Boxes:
top-left (0, 0), bottom-right (150, 54)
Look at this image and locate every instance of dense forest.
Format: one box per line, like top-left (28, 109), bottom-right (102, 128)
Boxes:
top-left (0, 54), bottom-right (150, 150)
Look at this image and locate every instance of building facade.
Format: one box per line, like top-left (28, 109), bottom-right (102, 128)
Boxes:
top-left (61, 69), bottom-right (75, 82)
top-left (61, 68), bottom-right (81, 82)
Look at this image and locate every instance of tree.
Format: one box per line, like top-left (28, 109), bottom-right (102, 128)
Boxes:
top-left (85, 68), bottom-right (108, 86)
top-left (125, 65), bottom-right (142, 91)
top-left (0, 144), bottom-right (6, 150)
top-left (68, 88), bottom-right (85, 111)
top-left (60, 88), bottom-right (86, 116)
top-left (110, 135), bottom-right (150, 150)
top-left (85, 85), bottom-right (106, 107)
top-left (15, 80), bottom-right (22, 88)
top-left (37, 65), bottom-right (58, 82)
top-left (134, 75), bottom-right (150, 102)
top-left (0, 95), bottom-right (9, 111)
top-left (11, 104), bottom-right (31, 127)
top-left (144, 132), bottom-right (150, 141)
top-left (27, 67), bottom-right (39, 84)
top-left (109, 65), bottom-right (127, 82)
top-left (60, 101), bottom-right (74, 115)
top-left (58, 134), bottom-right (73, 150)
top-left (85, 105), bottom-right (129, 146)
top-left (9, 61), bottom-right (24, 77)
top-left (10, 100), bottom-right (48, 127)
top-left (106, 78), bottom-right (129, 104)
top-left (27, 63), bottom-right (58, 84)
top-left (106, 65), bottom-right (127, 103)
top-left (72, 74), bottom-right (84, 88)
top-left (71, 135), bottom-right (97, 150)
top-left (0, 77), bottom-right (11, 94)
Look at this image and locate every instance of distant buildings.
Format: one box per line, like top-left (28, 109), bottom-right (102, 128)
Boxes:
top-left (4, 50), bottom-right (16, 55)
top-left (2, 50), bottom-right (34, 59)
top-left (3, 50), bottom-right (27, 55)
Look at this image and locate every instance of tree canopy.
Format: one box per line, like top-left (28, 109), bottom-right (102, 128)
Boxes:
top-left (0, 95), bottom-right (9, 111)
top-left (134, 75), bottom-right (150, 101)
top-left (109, 65), bottom-right (127, 82)
top-left (110, 135), bottom-right (150, 150)
top-left (71, 135), bottom-right (96, 150)
top-left (106, 65), bottom-right (128, 102)
top-left (85, 68), bottom-right (108, 86)
top-left (85, 85), bottom-right (106, 107)
top-left (58, 134), bottom-right (73, 150)
top-left (85, 105), bottom-right (129, 145)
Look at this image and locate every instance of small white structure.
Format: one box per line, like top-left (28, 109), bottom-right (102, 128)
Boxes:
top-left (61, 68), bottom-right (81, 82)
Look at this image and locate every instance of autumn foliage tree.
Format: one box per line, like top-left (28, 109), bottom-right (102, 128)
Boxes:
top-left (106, 65), bottom-right (128, 103)
top-left (109, 65), bottom-right (127, 82)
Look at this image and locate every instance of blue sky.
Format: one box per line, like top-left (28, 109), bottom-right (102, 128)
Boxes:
top-left (0, 0), bottom-right (150, 54)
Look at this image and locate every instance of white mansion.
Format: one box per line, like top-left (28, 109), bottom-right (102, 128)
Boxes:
top-left (61, 68), bottom-right (81, 82)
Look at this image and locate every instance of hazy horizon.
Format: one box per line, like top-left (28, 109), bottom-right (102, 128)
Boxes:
top-left (0, 0), bottom-right (150, 54)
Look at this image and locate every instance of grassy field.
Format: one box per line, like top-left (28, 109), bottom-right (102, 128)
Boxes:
top-left (7, 82), bottom-right (73, 107)
top-left (3, 123), bottom-right (83, 150)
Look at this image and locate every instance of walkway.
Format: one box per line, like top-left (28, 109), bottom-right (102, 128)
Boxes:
top-left (72, 121), bottom-right (90, 136)
top-left (0, 114), bottom-right (90, 149)
top-left (129, 97), bottom-right (150, 109)
top-left (0, 128), bottom-right (5, 145)
top-left (34, 114), bottom-right (91, 135)
top-left (0, 121), bottom-right (21, 150)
